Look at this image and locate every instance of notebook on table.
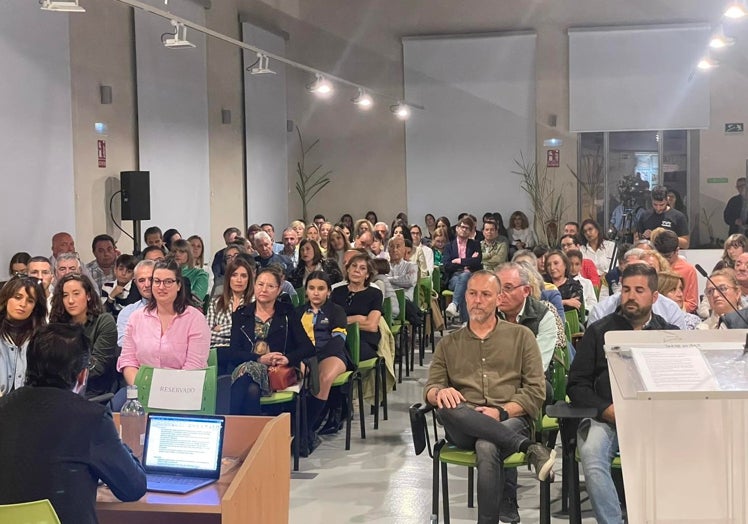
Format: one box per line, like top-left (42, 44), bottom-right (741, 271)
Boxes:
top-left (142, 413), bottom-right (226, 494)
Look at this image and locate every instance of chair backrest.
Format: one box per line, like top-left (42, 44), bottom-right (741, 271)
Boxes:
top-left (290, 292), bottom-right (301, 307)
top-left (431, 266), bottom-right (442, 294)
top-left (295, 286), bottom-right (306, 301)
top-left (346, 322), bottom-right (361, 367)
top-left (207, 347), bottom-right (218, 368)
top-left (0, 499), bottom-right (60, 524)
top-left (418, 276), bottom-right (432, 312)
top-left (382, 297), bottom-right (393, 328)
top-left (565, 309), bottom-right (581, 335)
top-left (135, 365), bottom-right (217, 415)
top-left (394, 289), bottom-right (406, 322)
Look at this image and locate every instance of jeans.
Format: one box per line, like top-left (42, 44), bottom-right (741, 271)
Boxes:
top-left (438, 404), bottom-right (531, 524)
top-left (448, 271), bottom-right (471, 323)
top-left (577, 418), bottom-right (623, 524)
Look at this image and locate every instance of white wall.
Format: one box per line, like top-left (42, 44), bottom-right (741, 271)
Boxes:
top-left (242, 22), bottom-right (288, 230)
top-left (134, 0), bottom-right (210, 244)
top-left (403, 33), bottom-right (536, 224)
top-left (0, 1), bottom-right (76, 264)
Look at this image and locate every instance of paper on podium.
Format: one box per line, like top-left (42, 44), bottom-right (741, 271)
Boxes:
top-left (631, 346), bottom-right (719, 392)
top-left (148, 368), bottom-right (206, 410)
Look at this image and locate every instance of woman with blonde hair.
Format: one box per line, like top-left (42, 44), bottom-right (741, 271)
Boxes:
top-left (657, 271), bottom-right (701, 330)
top-left (714, 233), bottom-right (748, 270)
top-left (508, 210), bottom-right (536, 251)
top-left (326, 225), bottom-right (352, 271)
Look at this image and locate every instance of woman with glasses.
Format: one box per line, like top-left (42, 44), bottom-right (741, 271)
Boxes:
top-left (117, 259), bottom-right (210, 386)
top-left (50, 273), bottom-right (118, 398)
top-left (0, 276), bottom-right (47, 396)
top-left (696, 269), bottom-right (741, 330)
top-left (8, 252), bottom-right (30, 278)
top-left (170, 239), bottom-right (209, 304)
top-left (206, 257), bottom-right (254, 350)
top-left (330, 253), bottom-right (382, 361)
top-left (224, 266), bottom-right (314, 415)
top-left (289, 239), bottom-right (342, 289)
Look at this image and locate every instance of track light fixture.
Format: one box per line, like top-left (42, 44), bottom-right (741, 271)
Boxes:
top-left (40, 0), bottom-right (86, 12)
top-left (163, 20), bottom-right (196, 49)
top-left (724, 1), bottom-right (748, 19)
top-left (391, 102), bottom-right (411, 120)
top-left (307, 74), bottom-right (334, 97)
top-left (352, 89), bottom-right (373, 109)
top-left (249, 53), bottom-right (276, 75)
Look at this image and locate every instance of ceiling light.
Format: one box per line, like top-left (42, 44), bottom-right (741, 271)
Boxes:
top-left (709, 26), bottom-right (735, 48)
top-left (391, 102), bottom-right (411, 120)
top-left (163, 20), bottom-right (195, 49)
top-left (352, 89), bottom-right (373, 109)
top-left (307, 74), bottom-right (334, 97)
top-left (725, 1), bottom-right (748, 19)
top-left (697, 56), bottom-right (719, 70)
top-left (40, 0), bottom-right (85, 12)
top-left (249, 53), bottom-right (276, 75)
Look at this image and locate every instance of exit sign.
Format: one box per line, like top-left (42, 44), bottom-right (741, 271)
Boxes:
top-left (725, 123), bottom-right (744, 134)
top-left (707, 177), bottom-right (728, 184)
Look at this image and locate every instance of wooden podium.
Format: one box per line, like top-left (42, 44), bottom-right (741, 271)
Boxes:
top-left (97, 414), bottom-right (291, 524)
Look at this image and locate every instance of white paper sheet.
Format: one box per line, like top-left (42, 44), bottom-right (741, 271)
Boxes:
top-left (147, 368), bottom-right (206, 410)
top-left (631, 346), bottom-right (719, 392)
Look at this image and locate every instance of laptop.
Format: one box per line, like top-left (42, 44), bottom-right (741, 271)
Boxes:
top-left (142, 413), bottom-right (226, 494)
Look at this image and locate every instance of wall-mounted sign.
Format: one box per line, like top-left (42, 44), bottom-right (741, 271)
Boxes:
top-left (546, 149), bottom-right (560, 168)
top-left (725, 123), bottom-right (744, 134)
top-left (97, 139), bottom-right (106, 168)
top-left (707, 177), bottom-right (728, 184)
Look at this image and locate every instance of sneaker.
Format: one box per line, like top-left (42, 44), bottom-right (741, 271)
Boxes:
top-left (526, 443), bottom-right (556, 481)
top-left (499, 496), bottom-right (520, 523)
top-left (445, 302), bottom-right (458, 318)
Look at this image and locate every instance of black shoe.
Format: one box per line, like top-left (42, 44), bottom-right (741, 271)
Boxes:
top-left (297, 436), bottom-right (309, 458)
top-left (499, 496), bottom-right (520, 523)
top-left (526, 443), bottom-right (556, 481)
top-left (308, 433), bottom-right (321, 455)
top-left (318, 407), bottom-right (343, 435)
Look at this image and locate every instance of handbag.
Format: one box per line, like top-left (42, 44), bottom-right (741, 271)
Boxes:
top-left (268, 365), bottom-right (298, 391)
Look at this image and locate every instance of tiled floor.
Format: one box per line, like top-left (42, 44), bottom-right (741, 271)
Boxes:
top-left (289, 334), bottom-right (600, 523)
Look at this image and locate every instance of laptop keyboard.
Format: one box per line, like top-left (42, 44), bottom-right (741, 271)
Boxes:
top-left (148, 474), bottom-right (209, 486)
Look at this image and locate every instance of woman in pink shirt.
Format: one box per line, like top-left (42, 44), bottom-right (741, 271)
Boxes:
top-left (117, 259), bottom-right (210, 385)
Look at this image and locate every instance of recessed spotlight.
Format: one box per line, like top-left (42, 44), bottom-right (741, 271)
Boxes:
top-left (697, 57), bottom-right (719, 70)
top-left (352, 89), bottom-right (373, 109)
top-left (40, 0), bottom-right (85, 12)
top-left (391, 102), bottom-right (411, 120)
top-left (724, 1), bottom-right (748, 19)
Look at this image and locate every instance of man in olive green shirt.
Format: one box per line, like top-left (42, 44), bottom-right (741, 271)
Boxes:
top-left (424, 270), bottom-right (554, 524)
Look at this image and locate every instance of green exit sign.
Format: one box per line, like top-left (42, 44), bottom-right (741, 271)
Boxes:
top-left (707, 177), bottom-right (729, 184)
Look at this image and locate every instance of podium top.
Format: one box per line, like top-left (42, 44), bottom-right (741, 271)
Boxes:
top-left (604, 329), bottom-right (748, 400)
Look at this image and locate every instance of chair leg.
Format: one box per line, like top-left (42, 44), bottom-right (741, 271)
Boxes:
top-left (380, 359), bottom-right (388, 421)
top-left (409, 327), bottom-right (416, 373)
top-left (356, 374), bottom-right (366, 439)
top-left (293, 395), bottom-right (300, 471)
top-left (432, 444), bottom-right (443, 521)
top-left (344, 381), bottom-right (353, 451)
top-left (467, 466), bottom-right (474, 508)
top-left (441, 461), bottom-right (450, 524)
top-left (569, 454), bottom-right (582, 524)
top-left (373, 365), bottom-right (380, 430)
top-left (402, 326), bottom-right (410, 377)
top-left (397, 332), bottom-right (403, 384)
top-left (540, 477), bottom-right (551, 524)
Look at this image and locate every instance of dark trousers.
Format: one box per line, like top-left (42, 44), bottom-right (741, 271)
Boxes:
top-left (438, 404), bottom-right (531, 524)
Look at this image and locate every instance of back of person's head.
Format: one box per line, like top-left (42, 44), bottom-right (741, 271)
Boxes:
top-left (621, 262), bottom-right (658, 292)
top-left (657, 270), bottom-right (682, 296)
top-left (371, 258), bottom-right (390, 276)
top-left (652, 229), bottom-right (679, 256)
top-left (533, 245), bottom-right (549, 259)
top-left (26, 323), bottom-right (90, 390)
top-left (512, 249), bottom-right (537, 265)
top-left (162, 228), bottom-right (181, 250)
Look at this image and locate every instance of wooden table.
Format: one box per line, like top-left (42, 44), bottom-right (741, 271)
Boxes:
top-left (97, 414), bottom-right (290, 524)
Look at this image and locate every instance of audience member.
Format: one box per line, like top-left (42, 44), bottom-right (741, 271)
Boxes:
top-left (698, 269), bottom-right (741, 329)
top-left (319, 221), bottom-right (333, 253)
top-left (370, 231), bottom-right (389, 260)
top-left (481, 218), bottom-right (508, 272)
top-left (387, 236), bottom-right (420, 325)
top-left (566, 249), bottom-right (598, 315)
top-left (559, 233), bottom-right (600, 287)
top-left (210, 228), bottom-right (241, 289)
top-left (424, 213), bottom-right (437, 242)
top-left (371, 258), bottom-right (399, 318)
top-left (444, 216), bottom-right (482, 323)
top-left (8, 251), bottom-right (30, 277)
top-left (544, 250), bottom-right (584, 313)
top-left (116, 259), bottom-right (155, 346)
top-left (305, 223), bottom-right (321, 243)
top-left (651, 228), bottom-right (697, 313)
top-left (50, 231), bottom-right (76, 265)
top-left (410, 224), bottom-right (434, 274)
top-left (714, 233), bottom-right (748, 271)
top-left (289, 238), bottom-right (342, 289)
top-left (141, 245), bottom-right (166, 261)
top-left (435, 216), bottom-right (454, 241)
top-left (27, 256), bottom-right (54, 314)
top-left (50, 273), bottom-right (118, 398)
top-left (508, 210), bottom-right (536, 250)
top-left (424, 270), bottom-right (553, 524)
top-left (431, 227), bottom-right (449, 267)
top-left (339, 214), bottom-right (354, 238)
top-left (86, 234), bottom-right (119, 290)
top-left (255, 231), bottom-right (293, 275)
top-left (723, 177), bottom-right (747, 235)
top-left (279, 227), bottom-right (300, 267)
top-left (0, 323), bottom-right (146, 523)
top-left (206, 257), bottom-right (254, 349)
top-left (327, 225), bottom-right (352, 271)
top-left (579, 219), bottom-right (616, 291)
top-left (657, 271), bottom-right (701, 330)
top-left (563, 221), bottom-right (580, 237)
top-left (144, 226), bottom-right (165, 250)
top-left (101, 253), bottom-right (140, 319)
top-left (637, 185), bottom-right (689, 248)
top-left (162, 228), bottom-right (182, 251)
top-left (567, 263), bottom-right (678, 524)
top-left (171, 239), bottom-right (210, 303)
top-left (365, 211), bottom-right (378, 224)
top-left (0, 276), bottom-right (47, 395)
top-left (313, 214), bottom-right (326, 230)
top-left (374, 222), bottom-right (390, 243)
top-left (117, 259), bottom-right (210, 386)
top-left (224, 266), bottom-right (314, 415)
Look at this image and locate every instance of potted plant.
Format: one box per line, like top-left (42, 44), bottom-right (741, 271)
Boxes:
top-left (294, 126), bottom-right (332, 223)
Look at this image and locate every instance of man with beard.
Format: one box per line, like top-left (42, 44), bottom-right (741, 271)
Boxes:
top-left (424, 270), bottom-right (554, 524)
top-left (566, 263), bottom-right (678, 523)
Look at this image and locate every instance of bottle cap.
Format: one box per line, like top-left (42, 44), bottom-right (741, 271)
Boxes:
top-left (126, 385), bottom-right (138, 400)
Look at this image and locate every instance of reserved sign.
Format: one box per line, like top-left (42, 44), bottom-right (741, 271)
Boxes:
top-left (148, 369), bottom-right (206, 410)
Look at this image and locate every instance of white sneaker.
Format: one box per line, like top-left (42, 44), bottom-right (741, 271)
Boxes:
top-left (445, 302), bottom-right (458, 318)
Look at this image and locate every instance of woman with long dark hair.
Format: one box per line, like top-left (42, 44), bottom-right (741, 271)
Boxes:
top-left (206, 257), bottom-right (254, 349)
top-left (289, 239), bottom-right (342, 289)
top-left (0, 276), bottom-right (47, 395)
top-left (50, 273), bottom-right (117, 397)
top-left (224, 266), bottom-right (314, 415)
top-left (579, 218), bottom-right (616, 287)
top-left (117, 259), bottom-right (210, 386)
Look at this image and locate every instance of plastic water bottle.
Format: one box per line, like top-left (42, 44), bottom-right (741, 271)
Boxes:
top-left (120, 385), bottom-right (146, 460)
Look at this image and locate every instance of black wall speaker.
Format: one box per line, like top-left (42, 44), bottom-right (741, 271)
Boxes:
top-left (120, 171), bottom-right (151, 221)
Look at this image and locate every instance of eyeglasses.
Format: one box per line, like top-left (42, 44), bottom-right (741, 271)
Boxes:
top-left (225, 253), bottom-right (239, 261)
top-left (255, 282), bottom-right (279, 291)
top-left (457, 224), bottom-right (469, 230)
top-left (153, 278), bottom-right (178, 288)
top-left (500, 283), bottom-right (526, 295)
top-left (705, 285), bottom-right (736, 296)
top-left (136, 277), bottom-right (152, 285)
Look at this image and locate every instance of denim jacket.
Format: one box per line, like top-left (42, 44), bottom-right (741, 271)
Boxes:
top-left (0, 337), bottom-right (28, 395)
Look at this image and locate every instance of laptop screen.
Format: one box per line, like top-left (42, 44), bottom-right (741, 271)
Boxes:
top-left (142, 413), bottom-right (226, 477)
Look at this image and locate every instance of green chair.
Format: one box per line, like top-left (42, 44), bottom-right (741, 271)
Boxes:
top-left (135, 365), bottom-right (217, 415)
top-left (207, 347), bottom-right (218, 368)
top-left (327, 322), bottom-right (361, 450)
top-left (290, 292), bottom-right (301, 307)
top-left (392, 289), bottom-right (410, 382)
top-left (564, 309), bottom-right (584, 346)
top-left (261, 387), bottom-right (302, 471)
top-left (0, 499), bottom-right (60, 524)
top-left (415, 275), bottom-right (434, 367)
top-left (410, 403), bottom-right (551, 523)
top-left (350, 322), bottom-right (388, 432)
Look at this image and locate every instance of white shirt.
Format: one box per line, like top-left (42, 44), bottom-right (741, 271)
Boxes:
top-left (573, 274), bottom-right (598, 314)
top-left (580, 240), bottom-right (616, 276)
